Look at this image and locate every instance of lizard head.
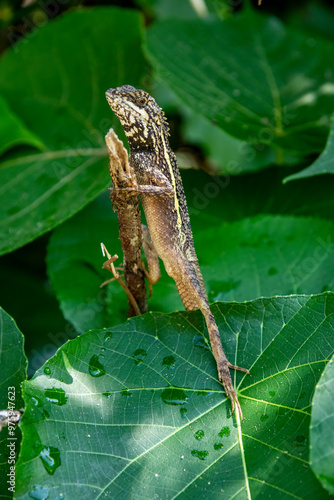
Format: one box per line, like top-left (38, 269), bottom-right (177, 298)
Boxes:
top-left (105, 85), bottom-right (169, 149)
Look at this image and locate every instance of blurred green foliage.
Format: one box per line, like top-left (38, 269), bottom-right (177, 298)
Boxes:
top-left (0, 0), bottom-right (334, 498)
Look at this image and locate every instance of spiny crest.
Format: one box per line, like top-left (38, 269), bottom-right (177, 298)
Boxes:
top-left (105, 85), bottom-right (170, 149)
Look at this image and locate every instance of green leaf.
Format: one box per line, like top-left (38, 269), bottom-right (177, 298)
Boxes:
top-left (47, 186), bottom-right (334, 332)
top-left (0, 94), bottom-right (44, 158)
top-left (15, 294), bottom-right (334, 499)
top-left (0, 308), bottom-right (27, 499)
top-left (0, 7), bottom-right (146, 256)
top-left (199, 215), bottom-right (334, 301)
top-left (181, 110), bottom-right (280, 175)
top-left (145, 13), bottom-right (334, 159)
top-left (310, 354), bottom-right (334, 495)
top-left (284, 115), bottom-right (334, 182)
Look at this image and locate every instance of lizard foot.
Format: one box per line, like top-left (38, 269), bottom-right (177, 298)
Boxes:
top-left (217, 362), bottom-right (249, 421)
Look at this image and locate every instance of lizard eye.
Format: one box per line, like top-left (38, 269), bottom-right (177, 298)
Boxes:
top-left (137, 96), bottom-right (147, 107)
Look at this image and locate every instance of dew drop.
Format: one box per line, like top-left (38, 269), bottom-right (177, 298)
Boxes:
top-left (218, 426), bottom-right (230, 438)
top-left (214, 442), bottom-right (224, 450)
top-left (88, 355), bottom-right (106, 377)
top-left (31, 396), bottom-right (42, 407)
top-left (132, 349), bottom-right (147, 365)
top-left (44, 388), bottom-right (68, 406)
top-left (121, 390), bottom-right (133, 397)
top-left (161, 387), bottom-right (188, 406)
top-left (191, 449), bottom-right (209, 461)
top-left (28, 486), bottom-right (50, 500)
top-left (39, 446), bottom-right (61, 475)
top-left (44, 367), bottom-right (51, 376)
top-left (194, 430), bottom-right (205, 440)
top-left (162, 355), bottom-right (175, 369)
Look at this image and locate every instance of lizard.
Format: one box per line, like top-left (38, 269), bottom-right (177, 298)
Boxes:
top-left (105, 84), bottom-right (249, 419)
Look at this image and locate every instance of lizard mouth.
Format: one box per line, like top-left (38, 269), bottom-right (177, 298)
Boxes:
top-left (105, 88), bottom-right (119, 109)
top-left (105, 88), bottom-right (149, 124)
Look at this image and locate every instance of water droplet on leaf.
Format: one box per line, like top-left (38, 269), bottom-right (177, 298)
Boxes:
top-left (218, 426), bottom-right (230, 438)
top-left (44, 388), bottom-right (68, 406)
top-left (132, 349), bottom-right (147, 365)
top-left (191, 449), bottom-right (209, 461)
top-left (88, 355), bottom-right (106, 377)
top-left (161, 387), bottom-right (188, 406)
top-left (39, 446), bottom-right (61, 475)
top-left (162, 355), bottom-right (175, 368)
top-left (28, 486), bottom-right (50, 500)
top-left (31, 396), bottom-right (42, 407)
top-left (194, 430), bottom-right (205, 440)
top-left (121, 390), bottom-right (133, 397)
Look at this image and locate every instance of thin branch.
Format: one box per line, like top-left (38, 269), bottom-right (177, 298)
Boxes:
top-left (100, 244), bottom-right (141, 316)
top-left (104, 129), bottom-right (147, 317)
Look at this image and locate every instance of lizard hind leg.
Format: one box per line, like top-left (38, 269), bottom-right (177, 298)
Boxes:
top-left (171, 263), bottom-right (249, 419)
top-left (204, 309), bottom-right (249, 420)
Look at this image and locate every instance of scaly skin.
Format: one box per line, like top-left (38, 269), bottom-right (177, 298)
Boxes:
top-left (106, 85), bottom-right (249, 419)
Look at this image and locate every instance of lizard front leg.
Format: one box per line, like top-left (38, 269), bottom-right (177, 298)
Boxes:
top-left (110, 175), bottom-right (172, 295)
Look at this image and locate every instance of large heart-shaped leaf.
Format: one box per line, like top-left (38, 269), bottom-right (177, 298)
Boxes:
top-left (145, 13), bottom-right (334, 159)
top-left (310, 354), bottom-right (334, 495)
top-left (15, 294), bottom-right (334, 499)
top-left (0, 7), bottom-right (146, 256)
top-left (285, 115), bottom-right (334, 182)
top-left (0, 308), bottom-right (27, 499)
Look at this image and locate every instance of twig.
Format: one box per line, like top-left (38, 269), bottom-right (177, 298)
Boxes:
top-left (100, 243), bottom-right (141, 316)
top-left (104, 129), bottom-right (147, 317)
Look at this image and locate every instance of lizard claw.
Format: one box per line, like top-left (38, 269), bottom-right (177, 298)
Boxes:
top-left (227, 362), bottom-right (250, 375)
top-left (218, 362), bottom-right (249, 421)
